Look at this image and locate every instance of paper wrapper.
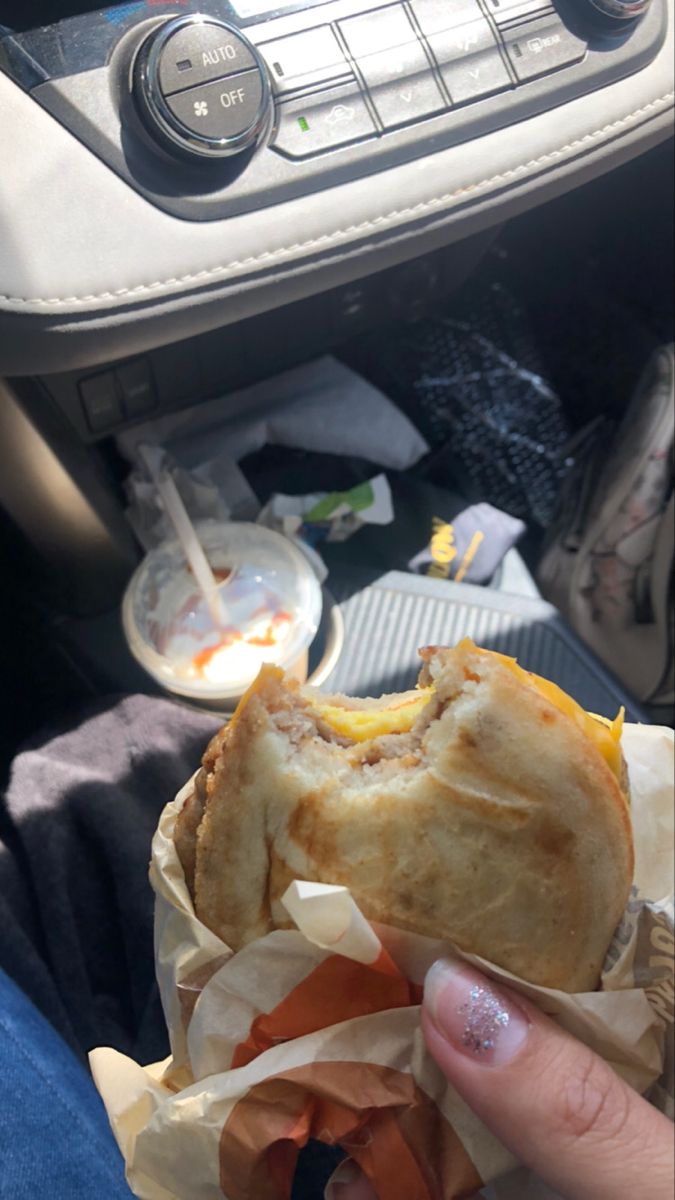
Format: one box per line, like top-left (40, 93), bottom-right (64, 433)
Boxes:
top-left (91, 723), bottom-right (674, 1200)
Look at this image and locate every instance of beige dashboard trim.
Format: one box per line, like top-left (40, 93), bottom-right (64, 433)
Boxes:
top-left (1, 89), bottom-right (672, 309)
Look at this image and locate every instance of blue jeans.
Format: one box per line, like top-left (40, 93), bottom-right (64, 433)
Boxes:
top-left (0, 967), bottom-right (133, 1199)
top-left (0, 966), bottom-right (340, 1199)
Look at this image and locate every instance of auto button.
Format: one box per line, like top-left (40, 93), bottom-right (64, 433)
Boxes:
top-left (158, 21), bottom-right (257, 95)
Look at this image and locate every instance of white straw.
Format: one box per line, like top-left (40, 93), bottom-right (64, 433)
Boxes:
top-left (140, 446), bottom-right (224, 628)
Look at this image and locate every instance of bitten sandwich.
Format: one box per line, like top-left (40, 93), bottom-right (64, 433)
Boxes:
top-left (175, 639), bottom-right (632, 992)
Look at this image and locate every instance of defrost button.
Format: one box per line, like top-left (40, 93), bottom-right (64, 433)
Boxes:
top-left (502, 15), bottom-right (587, 80)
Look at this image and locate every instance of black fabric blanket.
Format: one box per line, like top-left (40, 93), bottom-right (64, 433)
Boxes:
top-left (0, 693), bottom-right (342, 1196)
top-left (0, 694), bottom-right (219, 1065)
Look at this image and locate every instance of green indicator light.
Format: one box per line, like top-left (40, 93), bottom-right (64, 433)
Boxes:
top-left (297, 116), bottom-right (310, 133)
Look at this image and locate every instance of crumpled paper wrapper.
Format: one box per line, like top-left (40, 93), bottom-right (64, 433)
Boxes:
top-left (91, 724), bottom-right (674, 1200)
top-left (257, 475), bottom-right (394, 583)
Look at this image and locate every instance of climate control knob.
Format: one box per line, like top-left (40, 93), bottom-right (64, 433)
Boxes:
top-left (133, 15), bottom-right (271, 161)
top-left (576, 0), bottom-right (652, 26)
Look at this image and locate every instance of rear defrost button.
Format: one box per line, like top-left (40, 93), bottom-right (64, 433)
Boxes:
top-left (502, 16), bottom-right (587, 80)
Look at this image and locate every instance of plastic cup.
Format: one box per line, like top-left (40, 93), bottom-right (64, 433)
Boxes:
top-left (122, 520), bottom-right (323, 707)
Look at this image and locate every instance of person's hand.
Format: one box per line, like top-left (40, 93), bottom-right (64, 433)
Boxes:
top-left (336, 960), bottom-right (674, 1200)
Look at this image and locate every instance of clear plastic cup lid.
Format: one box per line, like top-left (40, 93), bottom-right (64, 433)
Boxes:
top-left (122, 520), bottom-right (323, 700)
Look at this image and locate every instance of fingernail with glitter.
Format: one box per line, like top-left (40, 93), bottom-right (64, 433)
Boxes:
top-left (424, 960), bottom-right (529, 1066)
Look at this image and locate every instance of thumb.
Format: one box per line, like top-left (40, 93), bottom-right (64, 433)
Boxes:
top-left (423, 960), bottom-right (674, 1200)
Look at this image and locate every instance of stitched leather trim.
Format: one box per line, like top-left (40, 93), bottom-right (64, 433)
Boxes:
top-left (1, 91), bottom-right (672, 309)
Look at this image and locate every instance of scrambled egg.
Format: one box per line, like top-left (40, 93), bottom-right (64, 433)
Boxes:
top-left (314, 640), bottom-right (624, 780)
top-left (315, 690), bottom-right (433, 743)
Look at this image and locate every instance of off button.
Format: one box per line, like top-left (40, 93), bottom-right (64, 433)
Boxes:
top-left (165, 71), bottom-right (264, 139)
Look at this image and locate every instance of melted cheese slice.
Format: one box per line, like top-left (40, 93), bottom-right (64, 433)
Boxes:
top-left (315, 690), bottom-right (433, 743)
top-left (314, 640), bottom-right (624, 781)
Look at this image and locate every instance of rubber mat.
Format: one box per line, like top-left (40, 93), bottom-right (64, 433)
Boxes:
top-left (323, 571), bottom-right (646, 722)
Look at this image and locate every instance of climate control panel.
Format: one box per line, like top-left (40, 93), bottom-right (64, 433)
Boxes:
top-left (0, 0), bottom-right (667, 217)
top-left (133, 16), bottom-right (271, 158)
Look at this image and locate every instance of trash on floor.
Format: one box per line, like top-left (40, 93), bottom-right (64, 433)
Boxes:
top-left (258, 475), bottom-right (394, 581)
top-left (119, 356), bottom-right (427, 555)
top-left (408, 501), bottom-right (525, 586)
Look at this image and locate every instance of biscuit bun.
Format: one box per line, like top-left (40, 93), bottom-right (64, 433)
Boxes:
top-left (176, 640), bottom-right (633, 992)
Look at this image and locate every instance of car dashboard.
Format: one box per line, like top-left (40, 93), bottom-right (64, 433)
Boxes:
top-left (0, 0), bottom-right (672, 376)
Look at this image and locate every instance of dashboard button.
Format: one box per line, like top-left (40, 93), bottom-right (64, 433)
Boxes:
top-left (484, 0), bottom-right (553, 24)
top-left (438, 45), bottom-right (511, 103)
top-left (273, 83), bottom-right (376, 158)
top-left (258, 26), bottom-right (350, 95)
top-left (409, 0), bottom-right (485, 37)
top-left (425, 13), bottom-right (512, 103)
top-left (357, 41), bottom-right (445, 127)
top-left (80, 372), bottom-right (121, 433)
top-left (355, 35), bottom-right (430, 89)
top-left (339, 4), bottom-right (418, 55)
top-left (426, 12), bottom-right (500, 58)
top-left (165, 70), bottom-right (264, 139)
top-left (116, 360), bottom-right (156, 419)
top-left (158, 21), bottom-right (257, 95)
top-left (502, 15), bottom-right (587, 80)
top-left (368, 73), bottom-right (446, 127)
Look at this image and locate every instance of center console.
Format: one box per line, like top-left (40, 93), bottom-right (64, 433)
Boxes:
top-left (0, 0), bottom-right (667, 219)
